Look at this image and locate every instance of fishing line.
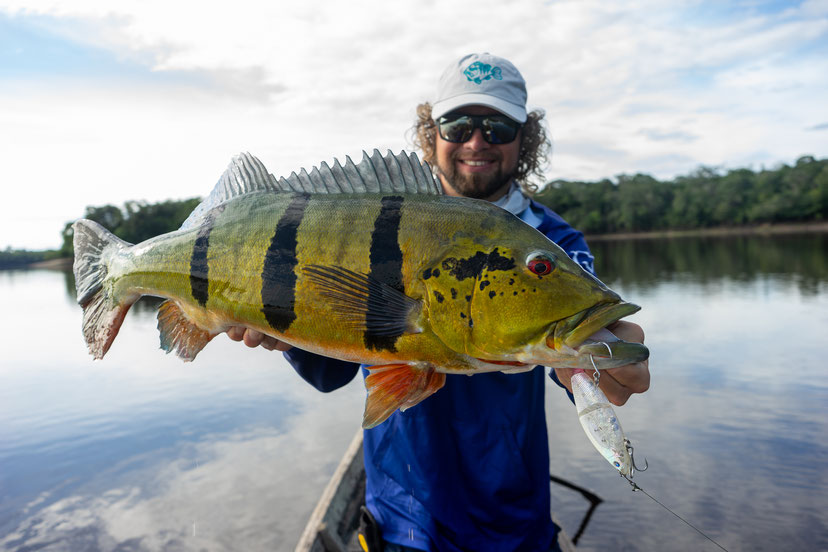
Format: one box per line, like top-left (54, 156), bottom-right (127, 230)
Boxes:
top-left (624, 477), bottom-right (730, 552)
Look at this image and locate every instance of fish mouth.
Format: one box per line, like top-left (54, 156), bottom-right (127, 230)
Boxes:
top-left (546, 301), bottom-right (649, 369)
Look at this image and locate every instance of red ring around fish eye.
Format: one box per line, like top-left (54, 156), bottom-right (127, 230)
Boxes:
top-left (527, 255), bottom-right (554, 276)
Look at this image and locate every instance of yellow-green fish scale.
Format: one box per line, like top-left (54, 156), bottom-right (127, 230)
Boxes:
top-left (105, 190), bottom-right (616, 371)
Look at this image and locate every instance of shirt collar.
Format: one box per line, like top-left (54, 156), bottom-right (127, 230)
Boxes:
top-left (490, 180), bottom-right (531, 216)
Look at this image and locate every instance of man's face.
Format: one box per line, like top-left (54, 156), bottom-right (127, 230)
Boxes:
top-left (434, 105), bottom-right (522, 201)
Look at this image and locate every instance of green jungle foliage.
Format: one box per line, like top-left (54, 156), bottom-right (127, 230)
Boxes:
top-left (59, 197), bottom-right (202, 257)
top-left (0, 248), bottom-right (63, 269)
top-left (6, 155), bottom-right (826, 268)
top-left (534, 156), bottom-right (828, 234)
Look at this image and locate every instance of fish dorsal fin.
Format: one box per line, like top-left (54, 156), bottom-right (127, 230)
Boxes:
top-left (181, 149), bottom-right (440, 230)
top-left (180, 152), bottom-right (279, 229)
top-left (277, 149), bottom-right (441, 195)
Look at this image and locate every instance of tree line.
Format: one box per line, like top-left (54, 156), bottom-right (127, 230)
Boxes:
top-left (57, 198), bottom-right (202, 257)
top-left (2, 155), bottom-right (826, 269)
top-left (0, 198), bottom-right (201, 268)
top-left (534, 155), bottom-right (828, 234)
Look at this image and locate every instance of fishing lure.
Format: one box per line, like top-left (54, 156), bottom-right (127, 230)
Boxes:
top-left (570, 364), bottom-right (646, 479)
top-left (571, 353), bottom-right (730, 551)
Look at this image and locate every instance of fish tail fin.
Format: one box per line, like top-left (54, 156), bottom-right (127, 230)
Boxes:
top-left (157, 300), bottom-right (217, 362)
top-left (72, 219), bottom-right (135, 359)
top-left (362, 364), bottom-right (445, 428)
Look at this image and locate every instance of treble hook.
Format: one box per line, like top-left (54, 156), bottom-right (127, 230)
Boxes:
top-left (587, 343), bottom-right (612, 386)
top-left (625, 438), bottom-right (649, 475)
top-left (588, 354), bottom-right (600, 385)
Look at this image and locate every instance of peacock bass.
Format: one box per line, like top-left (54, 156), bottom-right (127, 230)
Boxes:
top-left (73, 150), bottom-right (649, 427)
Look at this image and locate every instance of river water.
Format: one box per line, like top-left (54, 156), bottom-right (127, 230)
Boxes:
top-left (0, 234), bottom-right (826, 551)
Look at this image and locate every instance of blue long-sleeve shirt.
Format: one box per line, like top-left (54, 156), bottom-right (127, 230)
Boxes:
top-left (285, 198), bottom-right (593, 551)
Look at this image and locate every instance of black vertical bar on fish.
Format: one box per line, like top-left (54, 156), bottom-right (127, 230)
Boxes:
top-left (261, 193), bottom-right (310, 332)
top-left (366, 195), bottom-right (405, 351)
top-left (190, 209), bottom-right (218, 307)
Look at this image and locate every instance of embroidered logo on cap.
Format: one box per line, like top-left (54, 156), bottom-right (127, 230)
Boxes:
top-left (464, 62), bottom-right (503, 84)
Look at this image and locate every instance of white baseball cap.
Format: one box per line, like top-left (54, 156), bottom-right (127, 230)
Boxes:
top-left (431, 53), bottom-right (528, 123)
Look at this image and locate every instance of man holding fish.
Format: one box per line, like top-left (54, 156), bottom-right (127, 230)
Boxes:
top-left (228, 54), bottom-right (650, 551)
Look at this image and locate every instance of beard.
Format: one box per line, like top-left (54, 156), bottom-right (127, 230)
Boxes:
top-left (437, 151), bottom-right (517, 200)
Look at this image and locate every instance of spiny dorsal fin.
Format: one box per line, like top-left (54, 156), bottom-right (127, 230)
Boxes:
top-left (181, 150), bottom-right (440, 230)
top-left (276, 149), bottom-right (440, 195)
top-left (181, 152), bottom-right (279, 229)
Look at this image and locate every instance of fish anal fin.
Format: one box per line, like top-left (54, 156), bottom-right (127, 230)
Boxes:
top-left (157, 300), bottom-right (217, 361)
top-left (363, 364), bottom-right (445, 428)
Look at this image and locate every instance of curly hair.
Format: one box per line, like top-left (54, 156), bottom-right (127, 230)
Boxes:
top-left (408, 102), bottom-right (551, 194)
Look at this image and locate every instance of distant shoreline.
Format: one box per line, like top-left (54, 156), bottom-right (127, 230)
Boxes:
top-left (22, 257), bottom-right (73, 270)
top-left (9, 221), bottom-right (828, 270)
top-left (586, 221), bottom-right (828, 241)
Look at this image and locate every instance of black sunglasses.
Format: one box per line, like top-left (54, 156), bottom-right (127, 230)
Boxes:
top-left (436, 113), bottom-right (522, 145)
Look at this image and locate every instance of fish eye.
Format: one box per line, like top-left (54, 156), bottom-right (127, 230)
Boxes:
top-left (526, 253), bottom-right (555, 276)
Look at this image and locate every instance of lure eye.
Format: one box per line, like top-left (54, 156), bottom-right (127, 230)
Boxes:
top-left (527, 254), bottom-right (555, 276)
top-left (614, 461), bottom-right (621, 468)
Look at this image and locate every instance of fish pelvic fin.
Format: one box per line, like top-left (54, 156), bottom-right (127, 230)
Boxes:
top-left (72, 219), bottom-right (135, 360)
top-left (363, 364), bottom-right (445, 428)
top-left (157, 300), bottom-right (218, 362)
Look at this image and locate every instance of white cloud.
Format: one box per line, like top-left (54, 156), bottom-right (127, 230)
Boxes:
top-left (0, 0), bottom-right (826, 248)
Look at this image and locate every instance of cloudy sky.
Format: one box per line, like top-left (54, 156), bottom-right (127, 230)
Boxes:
top-left (2, 0), bottom-right (827, 250)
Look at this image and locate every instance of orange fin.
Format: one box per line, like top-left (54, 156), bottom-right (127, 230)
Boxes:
top-left (157, 300), bottom-right (216, 361)
top-left (363, 364), bottom-right (446, 428)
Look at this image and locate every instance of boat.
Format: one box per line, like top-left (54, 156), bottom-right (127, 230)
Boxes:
top-left (295, 429), bottom-right (366, 552)
top-left (296, 429), bottom-right (595, 552)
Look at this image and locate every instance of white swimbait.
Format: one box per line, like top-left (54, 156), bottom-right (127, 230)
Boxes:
top-left (571, 367), bottom-right (634, 476)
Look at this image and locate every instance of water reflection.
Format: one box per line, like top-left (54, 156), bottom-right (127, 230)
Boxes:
top-left (544, 234), bottom-right (828, 551)
top-left (2, 234), bottom-right (827, 551)
top-left (592, 233), bottom-right (828, 296)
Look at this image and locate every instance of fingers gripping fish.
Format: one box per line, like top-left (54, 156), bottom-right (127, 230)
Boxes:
top-left (72, 150), bottom-right (649, 428)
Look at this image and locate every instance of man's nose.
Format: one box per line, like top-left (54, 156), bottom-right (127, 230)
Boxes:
top-left (463, 128), bottom-right (490, 151)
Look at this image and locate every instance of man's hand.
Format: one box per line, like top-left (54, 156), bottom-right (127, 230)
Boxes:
top-left (554, 320), bottom-right (650, 406)
top-left (226, 326), bottom-right (293, 352)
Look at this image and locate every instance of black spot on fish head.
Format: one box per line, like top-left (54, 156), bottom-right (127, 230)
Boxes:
top-left (479, 280), bottom-right (490, 291)
top-left (432, 268), bottom-right (440, 278)
top-left (488, 290), bottom-right (496, 299)
top-left (465, 295), bottom-right (471, 302)
top-left (450, 288), bottom-right (457, 299)
top-left (441, 249), bottom-right (515, 281)
top-left (422, 268), bottom-right (432, 280)
top-left (433, 290), bottom-right (444, 303)
top-left (460, 312), bottom-right (466, 319)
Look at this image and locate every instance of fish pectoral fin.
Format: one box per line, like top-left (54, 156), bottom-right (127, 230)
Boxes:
top-left (157, 300), bottom-right (217, 362)
top-left (303, 265), bottom-right (422, 337)
top-left (363, 364), bottom-right (445, 428)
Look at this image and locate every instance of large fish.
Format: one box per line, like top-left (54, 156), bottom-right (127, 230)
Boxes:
top-left (73, 150), bottom-right (648, 427)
